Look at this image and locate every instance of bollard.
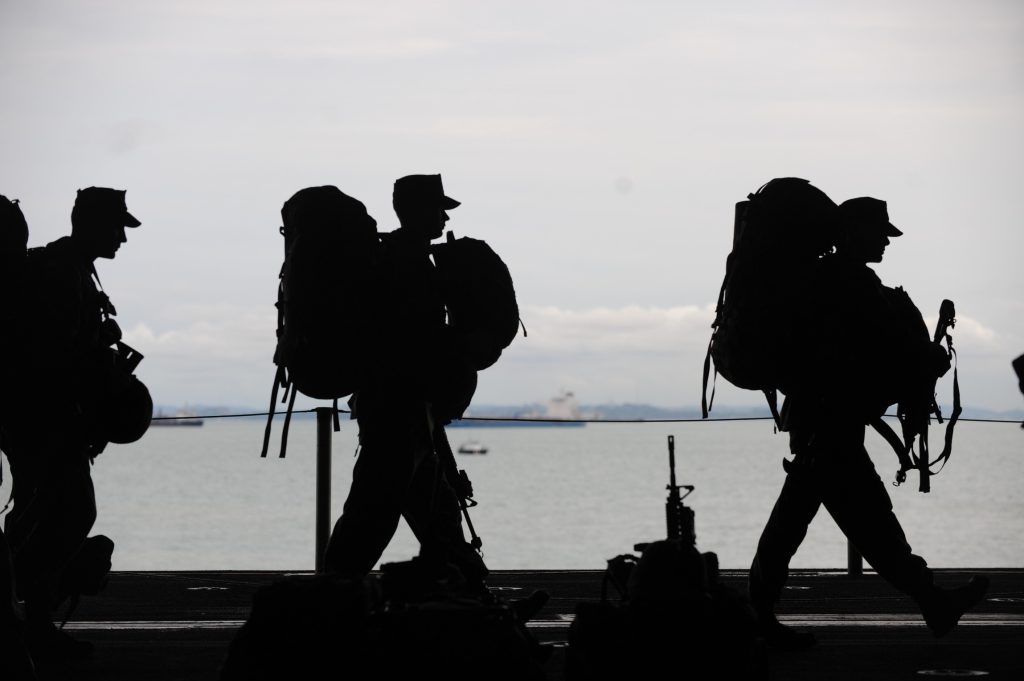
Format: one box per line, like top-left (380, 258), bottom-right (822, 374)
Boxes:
top-left (314, 407), bottom-right (333, 573)
top-left (847, 540), bottom-right (863, 576)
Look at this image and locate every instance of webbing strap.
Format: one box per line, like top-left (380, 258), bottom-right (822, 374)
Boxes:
top-left (871, 417), bottom-right (914, 482)
top-left (932, 346), bottom-right (961, 475)
top-left (764, 388), bottom-right (781, 430)
top-left (701, 335), bottom-right (717, 419)
top-left (259, 365), bottom-right (284, 458)
top-left (278, 387), bottom-right (297, 459)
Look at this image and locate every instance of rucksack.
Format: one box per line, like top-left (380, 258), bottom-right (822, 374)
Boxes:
top-left (261, 186), bottom-right (380, 458)
top-left (430, 231), bottom-right (522, 372)
top-left (701, 178), bottom-right (838, 424)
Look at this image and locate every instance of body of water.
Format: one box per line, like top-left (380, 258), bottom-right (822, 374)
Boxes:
top-left (2, 417), bottom-right (1020, 572)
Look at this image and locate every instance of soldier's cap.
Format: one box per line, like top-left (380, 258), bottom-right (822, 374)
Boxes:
top-left (838, 196), bottom-right (901, 237)
top-left (74, 187), bottom-right (141, 228)
top-left (393, 174), bottom-right (460, 211)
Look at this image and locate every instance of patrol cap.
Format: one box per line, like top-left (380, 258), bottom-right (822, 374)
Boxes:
top-left (73, 187), bottom-right (141, 228)
top-left (838, 197), bottom-right (901, 237)
top-left (393, 174), bottom-right (460, 212)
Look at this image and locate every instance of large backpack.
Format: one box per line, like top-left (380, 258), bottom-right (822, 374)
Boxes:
top-left (427, 232), bottom-right (522, 424)
top-left (701, 178), bottom-right (838, 423)
top-left (430, 231), bottom-right (522, 372)
top-left (261, 186), bottom-right (380, 458)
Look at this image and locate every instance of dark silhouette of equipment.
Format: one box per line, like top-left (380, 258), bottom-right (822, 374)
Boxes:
top-left (433, 426), bottom-right (483, 553)
top-left (892, 298), bottom-right (960, 493)
top-left (635, 435), bottom-right (695, 552)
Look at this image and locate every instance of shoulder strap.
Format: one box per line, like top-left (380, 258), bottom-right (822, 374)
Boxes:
top-left (871, 417), bottom-right (915, 485)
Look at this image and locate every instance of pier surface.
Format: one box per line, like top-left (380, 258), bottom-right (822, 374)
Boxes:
top-left (24, 568), bottom-right (1024, 680)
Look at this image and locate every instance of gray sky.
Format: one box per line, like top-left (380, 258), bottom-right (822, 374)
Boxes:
top-left (2, 0), bottom-right (1022, 411)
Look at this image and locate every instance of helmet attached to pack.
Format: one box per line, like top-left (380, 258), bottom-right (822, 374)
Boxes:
top-left (102, 373), bottom-right (153, 445)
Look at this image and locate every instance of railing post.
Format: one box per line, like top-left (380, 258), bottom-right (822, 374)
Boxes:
top-left (847, 540), bottom-right (863, 576)
top-left (314, 407), bottom-right (333, 573)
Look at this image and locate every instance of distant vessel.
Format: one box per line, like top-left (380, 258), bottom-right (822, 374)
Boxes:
top-left (449, 390), bottom-right (590, 428)
top-left (151, 407), bottom-right (204, 427)
top-left (457, 440), bottom-right (488, 454)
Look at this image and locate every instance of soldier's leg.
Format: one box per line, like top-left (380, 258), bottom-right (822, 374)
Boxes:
top-left (821, 428), bottom-right (990, 635)
top-left (401, 449), bottom-right (488, 589)
top-left (324, 410), bottom-right (422, 577)
top-left (749, 440), bottom-right (822, 617)
top-left (821, 437), bottom-right (933, 598)
top-left (9, 453), bottom-right (96, 609)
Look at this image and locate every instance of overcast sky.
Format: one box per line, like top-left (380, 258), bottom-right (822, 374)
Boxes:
top-left (2, 0), bottom-right (1022, 412)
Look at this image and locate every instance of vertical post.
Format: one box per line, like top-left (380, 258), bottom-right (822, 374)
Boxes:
top-left (315, 407), bottom-right (333, 573)
top-left (847, 540), bottom-right (863, 576)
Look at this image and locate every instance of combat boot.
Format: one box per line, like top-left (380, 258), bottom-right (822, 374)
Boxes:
top-left (920, 575), bottom-right (990, 637)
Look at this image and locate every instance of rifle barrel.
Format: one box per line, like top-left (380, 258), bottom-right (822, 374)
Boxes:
top-left (668, 435), bottom-right (677, 489)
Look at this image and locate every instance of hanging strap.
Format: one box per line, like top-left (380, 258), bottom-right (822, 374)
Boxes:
top-left (701, 336), bottom-right (717, 419)
top-left (871, 417), bottom-right (915, 486)
top-left (260, 365), bottom-right (285, 458)
top-left (278, 384), bottom-right (297, 459)
top-left (701, 270), bottom-right (730, 419)
top-left (763, 388), bottom-right (781, 431)
top-left (930, 337), bottom-right (961, 476)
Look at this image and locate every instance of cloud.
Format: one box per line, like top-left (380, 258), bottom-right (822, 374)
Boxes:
top-left (111, 301), bottom-right (1020, 410)
top-left (517, 304), bottom-right (716, 354)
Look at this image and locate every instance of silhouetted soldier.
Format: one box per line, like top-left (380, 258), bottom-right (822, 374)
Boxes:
top-left (748, 196), bottom-right (989, 649)
top-left (324, 174), bottom-right (488, 592)
top-left (1, 187), bottom-right (140, 661)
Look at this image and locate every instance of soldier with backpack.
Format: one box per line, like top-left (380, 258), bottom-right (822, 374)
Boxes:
top-left (1, 187), bottom-right (149, 661)
top-left (746, 193), bottom-right (989, 650)
top-left (323, 174), bottom-right (490, 593)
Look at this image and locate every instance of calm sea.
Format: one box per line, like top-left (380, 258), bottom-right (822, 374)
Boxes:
top-left (2, 417), bottom-right (1021, 572)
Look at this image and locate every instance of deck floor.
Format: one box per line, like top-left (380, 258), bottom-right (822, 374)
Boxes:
top-left (17, 568), bottom-right (1024, 680)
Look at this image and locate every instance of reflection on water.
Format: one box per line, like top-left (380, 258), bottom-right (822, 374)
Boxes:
top-left (3, 419), bottom-right (1020, 571)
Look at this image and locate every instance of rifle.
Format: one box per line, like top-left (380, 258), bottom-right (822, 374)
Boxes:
top-left (432, 423), bottom-right (483, 553)
top-left (893, 299), bottom-right (960, 492)
top-left (635, 435), bottom-right (695, 551)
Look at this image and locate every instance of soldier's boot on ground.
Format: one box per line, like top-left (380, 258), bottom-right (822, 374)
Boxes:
top-left (919, 575), bottom-right (990, 638)
top-left (26, 619), bottom-right (94, 663)
top-left (21, 586), bottom-right (93, 663)
top-left (753, 607), bottom-right (816, 651)
top-left (509, 589), bottom-right (549, 623)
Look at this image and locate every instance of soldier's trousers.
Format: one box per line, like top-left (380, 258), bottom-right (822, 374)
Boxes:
top-left (1, 426), bottom-right (97, 612)
top-left (749, 422), bottom-right (935, 615)
top-left (324, 396), bottom-right (483, 582)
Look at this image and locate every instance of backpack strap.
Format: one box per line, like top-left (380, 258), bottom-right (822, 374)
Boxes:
top-left (278, 383), bottom-right (297, 459)
top-left (701, 271), bottom-right (730, 419)
top-left (701, 335), bottom-right (717, 419)
top-left (871, 417), bottom-right (915, 486)
top-left (929, 332), bottom-right (961, 476)
top-left (763, 388), bottom-right (781, 431)
top-left (260, 365), bottom-right (285, 458)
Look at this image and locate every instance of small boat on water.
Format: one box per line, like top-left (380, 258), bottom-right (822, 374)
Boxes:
top-left (457, 440), bottom-right (488, 454)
